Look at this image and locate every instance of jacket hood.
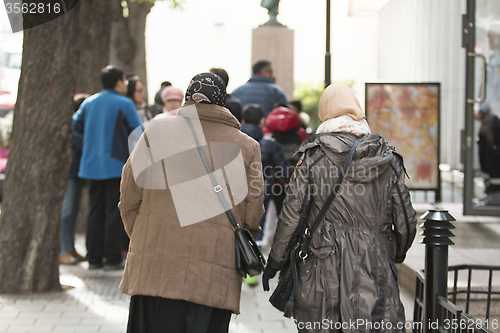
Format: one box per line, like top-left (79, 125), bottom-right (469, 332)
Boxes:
top-left (297, 132), bottom-right (396, 182)
top-left (241, 123), bottom-right (264, 141)
top-left (265, 107), bottom-right (301, 133)
top-left (178, 101), bottom-right (240, 130)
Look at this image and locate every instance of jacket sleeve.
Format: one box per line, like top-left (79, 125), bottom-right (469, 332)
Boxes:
top-left (72, 103), bottom-right (86, 139)
top-left (271, 141), bottom-right (292, 183)
top-left (244, 142), bottom-right (265, 239)
top-left (391, 157), bottom-right (417, 263)
top-left (119, 157), bottom-right (144, 237)
top-left (269, 154), bottom-right (310, 267)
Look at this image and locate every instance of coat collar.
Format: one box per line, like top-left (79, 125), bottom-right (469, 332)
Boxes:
top-left (248, 76), bottom-right (273, 84)
top-left (178, 101), bottom-right (241, 130)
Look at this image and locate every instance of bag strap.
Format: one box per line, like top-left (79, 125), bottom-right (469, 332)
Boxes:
top-left (303, 135), bottom-right (364, 239)
top-left (183, 116), bottom-right (241, 230)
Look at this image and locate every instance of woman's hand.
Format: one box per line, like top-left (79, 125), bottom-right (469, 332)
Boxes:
top-left (262, 264), bottom-right (278, 291)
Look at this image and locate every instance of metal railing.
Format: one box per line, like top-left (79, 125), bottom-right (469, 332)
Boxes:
top-left (414, 268), bottom-right (497, 333)
top-left (414, 211), bottom-right (498, 333)
top-left (449, 265), bottom-right (500, 321)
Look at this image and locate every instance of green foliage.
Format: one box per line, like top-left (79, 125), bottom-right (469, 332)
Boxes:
top-left (293, 80), bottom-right (355, 131)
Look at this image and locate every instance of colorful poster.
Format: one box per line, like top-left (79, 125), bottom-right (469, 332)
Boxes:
top-left (365, 83), bottom-right (439, 189)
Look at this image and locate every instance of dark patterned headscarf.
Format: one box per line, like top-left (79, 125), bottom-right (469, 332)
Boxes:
top-left (185, 73), bottom-right (226, 107)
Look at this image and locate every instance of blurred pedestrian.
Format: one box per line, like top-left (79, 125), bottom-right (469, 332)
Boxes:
top-left (265, 106), bottom-right (306, 216)
top-left (161, 86), bottom-right (184, 115)
top-left (232, 59), bottom-right (288, 117)
top-left (59, 93), bottom-right (89, 265)
top-left (289, 99), bottom-right (313, 135)
top-left (150, 81), bottom-right (172, 116)
top-left (73, 66), bottom-right (142, 270)
top-left (477, 21), bottom-right (500, 205)
top-left (119, 72), bottom-right (264, 333)
top-left (240, 104), bottom-right (291, 246)
top-left (126, 79), bottom-right (153, 123)
top-left (263, 84), bottom-right (417, 331)
top-left (210, 67), bottom-right (243, 122)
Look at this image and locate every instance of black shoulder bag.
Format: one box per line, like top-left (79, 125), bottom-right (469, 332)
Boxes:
top-left (269, 135), bottom-right (364, 317)
top-left (183, 116), bottom-right (266, 277)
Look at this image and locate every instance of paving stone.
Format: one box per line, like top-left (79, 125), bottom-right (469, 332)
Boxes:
top-left (53, 325), bottom-right (100, 332)
top-left (35, 318), bottom-right (81, 325)
top-left (237, 321), bottom-right (286, 330)
top-left (97, 325), bottom-right (126, 332)
top-left (6, 324), bottom-right (55, 332)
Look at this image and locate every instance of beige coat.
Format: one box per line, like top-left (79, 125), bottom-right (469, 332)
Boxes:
top-left (118, 101), bottom-right (264, 314)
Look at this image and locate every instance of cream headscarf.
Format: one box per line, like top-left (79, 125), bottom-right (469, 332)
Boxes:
top-left (316, 83), bottom-right (371, 136)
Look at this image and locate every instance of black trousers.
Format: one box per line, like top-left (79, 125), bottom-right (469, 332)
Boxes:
top-left (127, 296), bottom-right (232, 333)
top-left (86, 178), bottom-right (126, 266)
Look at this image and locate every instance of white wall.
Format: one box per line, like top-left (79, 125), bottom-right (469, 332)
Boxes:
top-left (377, 0), bottom-right (466, 168)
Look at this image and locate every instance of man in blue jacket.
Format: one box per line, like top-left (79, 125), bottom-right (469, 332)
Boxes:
top-left (232, 59), bottom-right (288, 117)
top-left (73, 66), bottom-right (142, 270)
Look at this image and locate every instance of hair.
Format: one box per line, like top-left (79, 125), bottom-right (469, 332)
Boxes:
top-left (101, 66), bottom-right (125, 89)
top-left (290, 100), bottom-right (303, 112)
top-left (209, 68), bottom-right (229, 88)
top-left (74, 95), bottom-right (88, 112)
top-left (242, 104), bottom-right (264, 125)
top-left (125, 73), bottom-right (138, 80)
top-left (273, 102), bottom-right (290, 109)
top-left (161, 81), bottom-right (172, 88)
top-left (126, 79), bottom-right (142, 101)
top-left (252, 59), bottom-right (271, 75)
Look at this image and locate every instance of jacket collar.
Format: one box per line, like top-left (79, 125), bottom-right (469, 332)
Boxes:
top-left (248, 76), bottom-right (273, 84)
top-left (241, 123), bottom-right (264, 141)
top-left (101, 88), bottom-right (121, 95)
top-left (178, 101), bottom-right (241, 130)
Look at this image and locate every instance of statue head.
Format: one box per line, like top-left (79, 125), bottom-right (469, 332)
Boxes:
top-left (261, 0), bottom-right (279, 10)
top-left (260, 0), bottom-right (282, 25)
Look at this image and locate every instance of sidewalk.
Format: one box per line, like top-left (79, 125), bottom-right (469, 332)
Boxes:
top-left (1, 202), bottom-right (499, 332)
top-left (0, 233), bottom-right (416, 333)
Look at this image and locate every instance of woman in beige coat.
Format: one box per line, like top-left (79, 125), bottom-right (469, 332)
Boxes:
top-left (119, 73), bottom-right (265, 333)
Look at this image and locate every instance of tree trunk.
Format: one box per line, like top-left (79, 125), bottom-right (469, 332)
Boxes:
top-left (0, 4), bottom-right (80, 293)
top-left (109, 0), bottom-right (153, 85)
top-left (75, 0), bottom-right (113, 94)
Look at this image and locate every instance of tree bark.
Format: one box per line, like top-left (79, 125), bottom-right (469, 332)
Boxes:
top-left (75, 0), bottom-right (113, 94)
top-left (0, 3), bottom-right (80, 293)
top-left (109, 0), bottom-right (153, 85)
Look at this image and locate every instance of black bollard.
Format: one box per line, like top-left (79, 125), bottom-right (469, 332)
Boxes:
top-left (420, 210), bottom-right (455, 333)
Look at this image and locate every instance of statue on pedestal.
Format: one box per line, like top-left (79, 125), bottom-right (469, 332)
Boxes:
top-left (261, 0), bottom-right (283, 26)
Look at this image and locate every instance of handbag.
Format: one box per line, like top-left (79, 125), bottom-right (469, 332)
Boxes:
top-left (183, 116), bottom-right (266, 277)
top-left (269, 135), bottom-right (364, 317)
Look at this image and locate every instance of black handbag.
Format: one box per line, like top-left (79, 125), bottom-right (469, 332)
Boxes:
top-left (183, 116), bottom-right (266, 277)
top-left (269, 135), bottom-right (364, 317)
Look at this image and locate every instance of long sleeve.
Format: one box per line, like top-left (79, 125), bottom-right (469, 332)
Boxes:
top-left (244, 142), bottom-right (265, 239)
top-left (269, 154), bottom-right (310, 266)
top-left (119, 158), bottom-right (144, 236)
top-left (391, 158), bottom-right (417, 263)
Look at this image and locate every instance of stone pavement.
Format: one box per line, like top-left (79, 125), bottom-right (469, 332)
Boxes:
top-left (0, 260), bottom-right (416, 333)
top-left (1, 201), bottom-right (499, 332)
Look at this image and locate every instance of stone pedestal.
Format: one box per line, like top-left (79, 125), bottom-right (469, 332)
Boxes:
top-left (252, 26), bottom-right (294, 100)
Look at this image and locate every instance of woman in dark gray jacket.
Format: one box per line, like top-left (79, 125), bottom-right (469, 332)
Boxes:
top-left (263, 84), bottom-right (417, 332)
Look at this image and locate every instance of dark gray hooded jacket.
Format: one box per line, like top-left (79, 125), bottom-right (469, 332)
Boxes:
top-left (269, 132), bottom-right (417, 332)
